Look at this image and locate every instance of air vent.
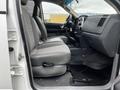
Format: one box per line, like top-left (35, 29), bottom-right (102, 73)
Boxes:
top-left (97, 18), bottom-right (106, 27)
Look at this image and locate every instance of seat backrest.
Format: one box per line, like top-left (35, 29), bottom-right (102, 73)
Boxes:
top-left (21, 0), bottom-right (42, 51)
top-left (33, 5), bottom-right (48, 41)
top-left (34, 16), bottom-right (48, 41)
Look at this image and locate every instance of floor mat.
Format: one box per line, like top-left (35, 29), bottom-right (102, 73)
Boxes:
top-left (34, 72), bottom-right (72, 86)
top-left (34, 66), bottom-right (112, 86)
top-left (70, 48), bottom-right (113, 70)
top-left (69, 65), bottom-right (112, 86)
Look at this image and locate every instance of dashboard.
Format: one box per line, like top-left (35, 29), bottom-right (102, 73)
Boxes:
top-left (64, 14), bottom-right (120, 58)
top-left (81, 14), bottom-right (120, 57)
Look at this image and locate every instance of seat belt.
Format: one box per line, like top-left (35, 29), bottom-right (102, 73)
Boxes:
top-left (33, 0), bottom-right (41, 18)
top-left (33, 3), bottom-right (38, 17)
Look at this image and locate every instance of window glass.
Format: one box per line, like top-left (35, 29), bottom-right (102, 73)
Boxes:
top-left (42, 2), bottom-right (69, 24)
top-left (67, 0), bottom-right (117, 15)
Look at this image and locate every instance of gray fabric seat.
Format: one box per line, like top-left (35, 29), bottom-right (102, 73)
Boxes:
top-left (31, 45), bottom-right (70, 77)
top-left (34, 13), bottom-right (68, 43)
top-left (21, 0), bottom-right (71, 77)
top-left (31, 45), bottom-right (70, 66)
top-left (48, 35), bottom-right (68, 44)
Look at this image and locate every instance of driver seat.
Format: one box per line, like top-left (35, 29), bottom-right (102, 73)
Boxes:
top-left (33, 4), bottom-right (68, 43)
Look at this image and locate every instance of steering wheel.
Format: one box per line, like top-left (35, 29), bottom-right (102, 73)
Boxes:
top-left (61, 15), bottom-right (74, 30)
top-left (62, 15), bottom-right (88, 44)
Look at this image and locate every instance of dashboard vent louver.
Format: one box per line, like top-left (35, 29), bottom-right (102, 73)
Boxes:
top-left (97, 17), bottom-right (106, 27)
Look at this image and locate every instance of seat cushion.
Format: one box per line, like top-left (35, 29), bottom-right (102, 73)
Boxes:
top-left (31, 44), bottom-right (71, 66)
top-left (38, 41), bottom-right (64, 49)
top-left (46, 37), bottom-right (64, 43)
top-left (33, 65), bottom-right (67, 77)
top-left (48, 36), bottom-right (68, 43)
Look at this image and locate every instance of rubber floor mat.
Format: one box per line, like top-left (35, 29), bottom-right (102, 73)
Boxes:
top-left (69, 65), bottom-right (112, 86)
top-left (34, 72), bottom-right (72, 86)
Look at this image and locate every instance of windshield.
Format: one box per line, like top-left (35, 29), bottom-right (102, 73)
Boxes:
top-left (67, 0), bottom-right (117, 16)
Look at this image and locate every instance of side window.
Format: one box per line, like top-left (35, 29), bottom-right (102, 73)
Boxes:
top-left (42, 2), bottom-right (69, 24)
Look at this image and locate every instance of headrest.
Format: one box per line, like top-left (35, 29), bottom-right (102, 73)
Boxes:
top-left (21, 0), bottom-right (28, 5)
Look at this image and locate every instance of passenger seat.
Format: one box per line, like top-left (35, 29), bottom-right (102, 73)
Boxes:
top-left (21, 0), bottom-right (71, 77)
top-left (32, 2), bottom-right (68, 43)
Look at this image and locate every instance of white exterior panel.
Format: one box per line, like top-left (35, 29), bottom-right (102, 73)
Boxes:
top-left (0, 0), bottom-right (7, 12)
top-left (0, 14), bottom-right (12, 89)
